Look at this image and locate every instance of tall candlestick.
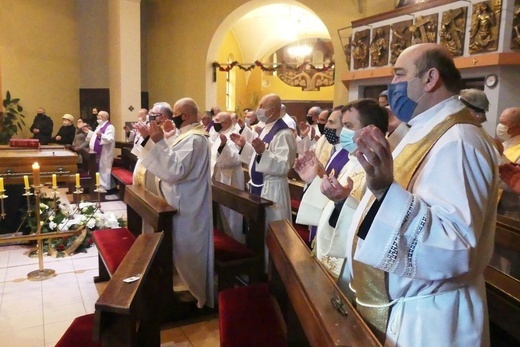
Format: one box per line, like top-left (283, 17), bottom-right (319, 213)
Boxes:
top-left (0, 178), bottom-right (4, 192)
top-left (24, 175), bottom-right (30, 189)
top-left (75, 173), bottom-right (80, 187)
top-left (32, 162), bottom-right (40, 186)
top-left (95, 172), bottom-right (100, 186)
top-left (52, 174), bottom-right (57, 188)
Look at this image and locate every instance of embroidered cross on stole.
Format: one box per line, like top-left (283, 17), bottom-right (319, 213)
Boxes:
top-left (135, 124), bottom-right (208, 199)
top-left (351, 108), bottom-right (479, 342)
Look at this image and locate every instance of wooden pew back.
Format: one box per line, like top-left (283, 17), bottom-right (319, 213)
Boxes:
top-left (94, 232), bottom-right (164, 346)
top-left (486, 215), bottom-right (520, 345)
top-left (212, 180), bottom-right (273, 268)
top-left (267, 219), bottom-right (381, 347)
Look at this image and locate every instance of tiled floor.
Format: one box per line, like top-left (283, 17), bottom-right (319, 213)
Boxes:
top-left (0, 191), bottom-right (220, 347)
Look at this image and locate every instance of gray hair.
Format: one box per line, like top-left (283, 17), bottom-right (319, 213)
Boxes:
top-left (459, 89), bottom-right (489, 113)
top-left (153, 102), bottom-right (173, 118)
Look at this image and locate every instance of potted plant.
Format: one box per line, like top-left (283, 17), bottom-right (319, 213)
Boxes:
top-left (1, 91), bottom-right (26, 144)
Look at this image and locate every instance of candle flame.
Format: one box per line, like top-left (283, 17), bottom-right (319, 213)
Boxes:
top-left (32, 162), bottom-right (40, 169)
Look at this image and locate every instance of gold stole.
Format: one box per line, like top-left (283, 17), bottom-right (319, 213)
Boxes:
top-left (351, 109), bottom-right (479, 342)
top-left (504, 144), bottom-right (520, 163)
top-left (135, 124), bottom-right (208, 198)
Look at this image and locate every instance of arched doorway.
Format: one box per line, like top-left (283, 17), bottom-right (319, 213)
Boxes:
top-left (205, 1), bottom-right (333, 117)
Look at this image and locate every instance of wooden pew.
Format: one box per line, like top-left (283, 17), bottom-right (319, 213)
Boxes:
top-left (212, 180), bottom-right (273, 289)
top-left (57, 232), bottom-right (165, 347)
top-left (124, 184), bottom-right (176, 296)
top-left (266, 219), bottom-right (381, 347)
top-left (94, 232), bottom-right (165, 346)
top-left (486, 215), bottom-right (520, 346)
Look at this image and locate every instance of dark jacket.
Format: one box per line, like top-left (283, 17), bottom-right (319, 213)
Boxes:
top-left (51, 125), bottom-right (75, 145)
top-left (30, 114), bottom-right (54, 145)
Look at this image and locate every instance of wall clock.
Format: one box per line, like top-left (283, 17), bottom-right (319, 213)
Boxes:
top-left (485, 74), bottom-right (498, 88)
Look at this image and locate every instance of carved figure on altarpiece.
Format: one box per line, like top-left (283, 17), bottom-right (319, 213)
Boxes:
top-left (352, 29), bottom-right (370, 69)
top-left (469, 0), bottom-right (502, 54)
top-left (440, 7), bottom-right (467, 57)
top-left (370, 26), bottom-right (390, 67)
top-left (390, 20), bottom-right (413, 64)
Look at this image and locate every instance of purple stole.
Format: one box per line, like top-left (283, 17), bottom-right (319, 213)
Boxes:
top-left (310, 148), bottom-right (349, 242)
top-left (205, 120), bottom-right (214, 132)
top-left (250, 118), bottom-right (288, 196)
top-left (325, 148), bottom-right (349, 175)
top-left (93, 121), bottom-right (110, 155)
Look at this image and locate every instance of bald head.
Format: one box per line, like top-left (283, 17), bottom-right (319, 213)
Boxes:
top-left (98, 111), bottom-right (109, 121)
top-left (258, 94), bottom-right (281, 124)
top-left (392, 43), bottom-right (460, 119)
top-left (173, 98), bottom-right (199, 128)
top-left (214, 112), bottom-right (232, 131)
top-left (406, 43), bottom-right (461, 94)
top-left (500, 107), bottom-right (520, 126)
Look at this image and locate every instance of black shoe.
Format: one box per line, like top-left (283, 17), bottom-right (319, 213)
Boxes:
top-left (106, 188), bottom-right (118, 195)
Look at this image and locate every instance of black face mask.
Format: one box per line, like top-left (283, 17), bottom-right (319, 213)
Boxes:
top-left (323, 127), bottom-right (340, 145)
top-left (172, 114), bottom-right (184, 129)
top-left (307, 116), bottom-right (315, 125)
top-left (37, 113), bottom-right (44, 117)
top-left (213, 123), bottom-right (223, 132)
top-left (317, 123), bottom-right (326, 134)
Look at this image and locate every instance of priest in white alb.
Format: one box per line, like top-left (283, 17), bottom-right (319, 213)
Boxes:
top-left (139, 97), bottom-right (214, 309)
top-left (210, 112), bottom-right (245, 242)
top-left (343, 44), bottom-right (499, 346)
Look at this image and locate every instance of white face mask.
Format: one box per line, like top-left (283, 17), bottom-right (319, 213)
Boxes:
top-left (496, 123), bottom-right (511, 141)
top-left (256, 108), bottom-right (272, 123)
top-left (97, 119), bottom-right (103, 125)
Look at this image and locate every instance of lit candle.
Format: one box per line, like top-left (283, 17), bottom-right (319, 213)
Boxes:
top-left (95, 172), bottom-right (100, 186)
top-left (32, 162), bottom-right (40, 187)
top-left (75, 173), bottom-right (80, 187)
top-left (23, 175), bottom-right (29, 189)
top-left (52, 174), bottom-right (57, 188)
top-left (0, 178), bottom-right (4, 192)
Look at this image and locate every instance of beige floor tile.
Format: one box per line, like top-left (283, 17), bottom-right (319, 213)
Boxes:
top-left (0, 305), bottom-right (44, 331)
top-left (161, 326), bottom-right (191, 344)
top-left (0, 324), bottom-right (44, 347)
top-left (6, 248), bottom-right (40, 267)
top-left (181, 316), bottom-right (220, 347)
top-left (43, 317), bottom-right (75, 346)
top-left (72, 254), bottom-right (98, 270)
top-left (43, 302), bottom-right (86, 325)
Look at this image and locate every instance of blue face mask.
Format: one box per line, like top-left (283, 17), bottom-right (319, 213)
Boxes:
top-left (340, 127), bottom-right (357, 153)
top-left (388, 81), bottom-right (418, 123)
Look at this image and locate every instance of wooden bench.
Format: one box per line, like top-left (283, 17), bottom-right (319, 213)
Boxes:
top-left (56, 232), bottom-right (165, 347)
top-left (93, 184), bottom-right (176, 286)
top-left (212, 180), bottom-right (273, 290)
top-left (111, 167), bottom-right (133, 200)
top-left (267, 219), bottom-right (381, 347)
top-left (486, 215), bottom-right (520, 346)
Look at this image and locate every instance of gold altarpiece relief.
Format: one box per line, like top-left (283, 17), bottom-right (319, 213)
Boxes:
top-left (469, 0), bottom-right (502, 54)
top-left (511, 0), bottom-right (520, 49)
top-left (440, 7), bottom-right (467, 57)
top-left (390, 20), bottom-right (413, 64)
top-left (370, 26), bottom-right (390, 67)
top-left (352, 29), bottom-right (370, 69)
top-left (411, 14), bottom-right (438, 45)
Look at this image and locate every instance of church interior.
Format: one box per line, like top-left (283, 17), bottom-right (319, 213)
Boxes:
top-left (1, 0), bottom-right (520, 346)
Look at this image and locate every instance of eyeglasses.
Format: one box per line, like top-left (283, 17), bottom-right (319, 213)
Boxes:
top-left (330, 292), bottom-right (348, 316)
top-left (151, 112), bottom-right (163, 117)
